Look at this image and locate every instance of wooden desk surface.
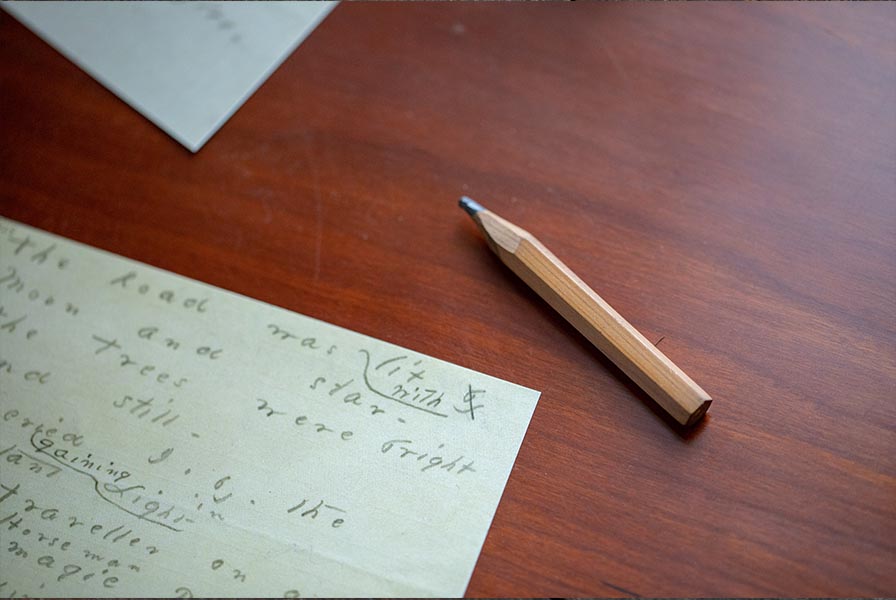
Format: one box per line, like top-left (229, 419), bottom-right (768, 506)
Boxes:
top-left (2, 4), bottom-right (893, 596)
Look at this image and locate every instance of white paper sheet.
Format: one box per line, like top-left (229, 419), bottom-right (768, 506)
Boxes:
top-left (0, 216), bottom-right (540, 597)
top-left (2, 1), bottom-right (335, 151)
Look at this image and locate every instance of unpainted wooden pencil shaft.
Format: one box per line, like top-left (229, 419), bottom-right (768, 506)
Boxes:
top-left (460, 197), bottom-right (711, 426)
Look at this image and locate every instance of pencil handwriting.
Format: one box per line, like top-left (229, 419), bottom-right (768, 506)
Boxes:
top-left (0, 216), bottom-right (539, 596)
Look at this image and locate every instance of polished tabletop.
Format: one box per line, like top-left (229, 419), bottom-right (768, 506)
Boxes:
top-left (1, 3), bottom-right (893, 597)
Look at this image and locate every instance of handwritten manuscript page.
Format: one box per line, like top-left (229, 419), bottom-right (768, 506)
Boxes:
top-left (0, 217), bottom-right (540, 597)
top-left (2, 2), bottom-right (337, 152)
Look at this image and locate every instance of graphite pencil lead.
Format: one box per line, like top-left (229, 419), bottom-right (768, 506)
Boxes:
top-left (459, 196), bottom-right (485, 217)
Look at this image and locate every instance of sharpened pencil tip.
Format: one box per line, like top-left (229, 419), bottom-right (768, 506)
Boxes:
top-left (459, 196), bottom-right (484, 217)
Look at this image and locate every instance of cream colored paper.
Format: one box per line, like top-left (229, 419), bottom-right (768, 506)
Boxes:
top-left (2, 1), bottom-right (336, 152)
top-left (0, 217), bottom-right (540, 597)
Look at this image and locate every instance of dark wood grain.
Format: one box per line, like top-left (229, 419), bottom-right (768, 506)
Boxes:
top-left (2, 3), bottom-right (894, 596)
